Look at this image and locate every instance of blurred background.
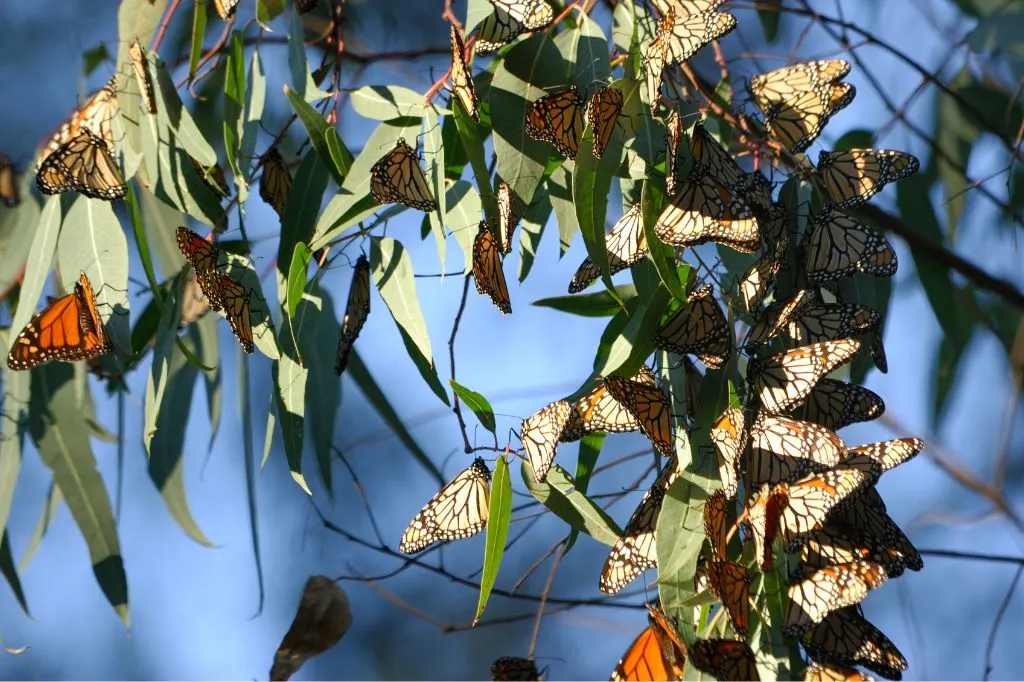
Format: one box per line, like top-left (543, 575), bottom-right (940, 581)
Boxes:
top-left (0, 0), bottom-right (1022, 679)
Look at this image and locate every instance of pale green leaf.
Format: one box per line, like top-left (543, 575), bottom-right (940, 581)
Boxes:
top-left (475, 455), bottom-right (511, 624)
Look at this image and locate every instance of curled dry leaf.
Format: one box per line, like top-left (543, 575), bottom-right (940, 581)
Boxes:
top-left (270, 576), bottom-right (353, 681)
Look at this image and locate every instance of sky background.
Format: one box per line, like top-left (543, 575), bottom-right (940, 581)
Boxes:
top-left (1, 0), bottom-right (1023, 679)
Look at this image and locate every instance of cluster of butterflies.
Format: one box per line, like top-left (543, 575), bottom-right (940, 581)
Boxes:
top-left (372, 1), bottom-right (930, 681)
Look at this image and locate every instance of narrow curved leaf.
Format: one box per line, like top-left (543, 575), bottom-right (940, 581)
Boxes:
top-left (475, 455), bottom-right (511, 625)
top-left (521, 462), bottom-right (622, 547)
top-left (450, 380), bottom-right (496, 436)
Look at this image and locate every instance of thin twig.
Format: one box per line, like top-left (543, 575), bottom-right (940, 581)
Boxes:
top-left (983, 564), bottom-right (1023, 680)
top-left (528, 542), bottom-right (564, 659)
top-left (449, 277), bottom-right (474, 453)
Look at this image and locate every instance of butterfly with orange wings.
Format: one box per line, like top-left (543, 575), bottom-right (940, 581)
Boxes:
top-left (7, 272), bottom-right (112, 370)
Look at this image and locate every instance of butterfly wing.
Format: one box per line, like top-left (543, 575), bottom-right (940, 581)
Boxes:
top-left (525, 87), bottom-right (586, 159)
top-left (41, 77), bottom-right (118, 159)
top-left (749, 413), bottom-right (848, 486)
top-left (801, 607), bottom-right (908, 680)
top-left (449, 25), bottom-right (479, 123)
top-left (603, 375), bottom-right (674, 456)
top-left (176, 227), bottom-right (225, 310)
top-left (497, 181), bottom-right (517, 255)
top-left (586, 86), bottom-right (623, 158)
top-left (751, 339), bottom-right (861, 414)
top-left (215, 274), bottom-right (254, 353)
top-left (473, 222), bottom-right (512, 314)
top-left (521, 400), bottom-right (572, 482)
top-left (260, 147), bottom-right (293, 219)
top-left (816, 149), bottom-right (919, 208)
top-left (806, 209), bottom-right (897, 283)
top-left (335, 255), bottom-right (371, 375)
top-left (653, 284), bottom-right (731, 368)
top-left (654, 172), bottom-right (760, 253)
top-left (7, 272), bottom-right (111, 370)
top-left (129, 39), bottom-right (157, 114)
top-left (784, 561), bottom-right (887, 636)
top-left (491, 657), bottom-right (542, 681)
top-left (568, 203), bottom-right (647, 293)
top-left (370, 138), bottom-right (437, 212)
top-left (399, 458), bottom-right (491, 553)
top-left (36, 128), bottom-right (127, 200)
top-left (787, 379), bottom-right (884, 431)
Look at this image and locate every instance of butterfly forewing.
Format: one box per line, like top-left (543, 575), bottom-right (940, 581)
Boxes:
top-left (801, 607), bottom-right (908, 680)
top-left (334, 255), bottom-right (371, 375)
top-left (784, 561), bottom-right (887, 636)
top-left (473, 222), bottom-right (512, 314)
top-left (449, 25), bottom-right (479, 123)
top-left (521, 400), bottom-right (572, 482)
top-left (399, 458), bottom-right (491, 553)
top-left (370, 138), bottom-right (437, 212)
top-left (568, 203), bottom-right (647, 293)
top-left (750, 339), bottom-right (861, 414)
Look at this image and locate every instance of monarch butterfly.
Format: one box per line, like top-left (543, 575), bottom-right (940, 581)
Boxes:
top-left (745, 289), bottom-right (818, 346)
top-left (829, 488), bottom-right (922, 574)
top-left (610, 610), bottom-right (686, 682)
top-left (746, 482), bottom-right (786, 570)
top-left (787, 303), bottom-right (882, 350)
top-left (399, 458), bottom-right (491, 553)
top-left (473, 222), bottom-right (512, 314)
top-left (750, 60), bottom-right (851, 111)
top-left (568, 203), bottom-right (647, 294)
top-left (176, 227), bottom-right (224, 310)
top-left (665, 111), bottom-right (684, 196)
top-left (749, 466), bottom-right (871, 556)
top-left (651, 0), bottom-right (728, 18)
top-left (449, 25), bottom-right (479, 123)
top-left (799, 525), bottom-right (907, 579)
top-left (816, 149), bottom-right (919, 208)
top-left (749, 413), bottom-right (847, 487)
top-left (520, 400), bottom-right (573, 483)
top-left (786, 379), bottom-right (885, 431)
top-left (749, 339), bottom-right (862, 414)
top-left (805, 208), bottom-right (897, 283)
top-left (710, 407), bottom-right (744, 499)
top-left (491, 657), bottom-right (542, 681)
top-left (36, 128), bottom-right (127, 201)
top-left (260, 147), bottom-right (293, 220)
top-left (525, 87), bottom-right (586, 159)
top-left (603, 375), bottom-right (674, 456)
top-left (474, 0), bottom-right (554, 54)
top-left (370, 138), bottom-right (437, 212)
top-left (586, 86), bottom-right (623, 158)
top-left (41, 76), bottom-right (118, 159)
top-left (560, 366), bottom-right (656, 442)
top-left (705, 560), bottom-right (751, 637)
top-left (801, 607), bottom-right (908, 680)
top-left (654, 171), bottom-right (761, 253)
top-left (704, 489), bottom-right (730, 559)
top-left (739, 207), bottom-right (789, 312)
top-left (334, 255), bottom-right (370, 376)
top-left (845, 438), bottom-right (924, 474)
top-left (600, 457), bottom-right (679, 594)
top-left (689, 124), bottom-right (771, 211)
top-left (129, 38), bottom-right (156, 114)
top-left (179, 274), bottom-right (212, 329)
top-left (659, 8), bottom-right (737, 67)
top-left (6, 272), bottom-right (113, 370)
top-left (0, 154), bottom-right (18, 207)
top-left (654, 284), bottom-right (731, 368)
top-left (750, 60), bottom-right (854, 153)
top-left (190, 158), bottom-right (231, 197)
top-left (784, 561), bottom-right (887, 636)
top-left (689, 639), bottom-right (759, 681)
top-left (497, 181), bottom-right (517, 255)
top-left (803, 661), bottom-right (874, 681)
top-left (213, 0), bottom-right (239, 19)
top-left (210, 272), bottom-right (254, 353)
top-left (643, 10), bottom-right (674, 103)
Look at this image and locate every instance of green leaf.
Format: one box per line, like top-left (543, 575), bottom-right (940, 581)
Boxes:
top-left (310, 119), bottom-right (420, 248)
top-left (0, 331), bottom-right (28, 544)
top-left (369, 236), bottom-right (449, 405)
top-left (274, 345), bottom-right (311, 493)
top-left (238, 349), bottom-right (265, 612)
top-left (284, 87), bottom-right (353, 187)
top-left (298, 285), bottom-right (342, 494)
top-left (57, 197), bottom-right (132, 356)
top-left (144, 279), bottom-right (182, 456)
top-left (475, 455), bottom-right (511, 624)
top-left (347, 351), bottom-right (444, 485)
top-left (641, 178), bottom-right (688, 302)
top-left (492, 34), bottom-right (567, 217)
top-left (28, 363), bottom-right (128, 625)
top-left (445, 180), bottom-right (483, 274)
top-left (0, 531), bottom-right (29, 616)
top-left (256, 0), bottom-right (286, 24)
top-left (452, 104), bottom-right (491, 219)
top-left (755, 0), bottom-right (782, 41)
top-left (566, 432), bottom-right (605, 552)
top-left (287, 243), bottom-right (314, 320)
top-left (10, 196), bottom-right (61, 337)
top-left (575, 15), bottom-right (611, 86)
top-left (147, 328), bottom-right (215, 546)
top-left (593, 283), bottom-right (668, 378)
top-left (279, 150), bottom-right (330, 309)
top-left (833, 129), bottom-right (875, 151)
top-left (0, 178), bottom-right (40, 296)
top-left (351, 85), bottom-right (425, 121)
top-left (518, 185), bottom-right (552, 281)
top-left (533, 286), bottom-right (638, 317)
top-left (223, 30), bottom-right (245, 200)
top-left (550, 166), bottom-right (579, 255)
top-left (19, 482), bottom-right (62, 572)
top-left (188, 0), bottom-right (207, 83)
top-left (424, 106), bottom-right (448, 271)
top-left (521, 462), bottom-right (622, 546)
top-left (287, 4), bottom-right (326, 101)
top-left (450, 380), bottom-right (497, 436)
top-left (195, 313), bottom-right (222, 451)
